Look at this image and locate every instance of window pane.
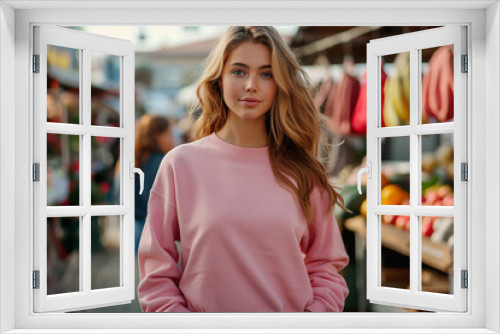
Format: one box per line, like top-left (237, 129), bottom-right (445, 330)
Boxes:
top-left (47, 134), bottom-right (80, 206)
top-left (47, 45), bottom-right (80, 124)
top-left (47, 217), bottom-right (80, 295)
top-left (421, 45), bottom-right (454, 124)
top-left (91, 136), bottom-right (120, 205)
top-left (420, 216), bottom-right (454, 294)
top-left (91, 52), bottom-right (121, 127)
top-left (421, 134), bottom-right (454, 206)
top-left (381, 136), bottom-right (410, 205)
top-left (91, 216), bottom-right (121, 290)
top-left (381, 52), bottom-right (410, 128)
top-left (380, 215), bottom-right (410, 290)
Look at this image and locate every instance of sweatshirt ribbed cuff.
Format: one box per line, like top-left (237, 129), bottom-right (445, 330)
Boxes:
top-left (304, 299), bottom-right (327, 312)
top-left (171, 304), bottom-right (191, 312)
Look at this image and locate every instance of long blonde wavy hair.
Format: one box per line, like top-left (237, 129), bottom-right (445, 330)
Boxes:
top-left (191, 26), bottom-right (347, 222)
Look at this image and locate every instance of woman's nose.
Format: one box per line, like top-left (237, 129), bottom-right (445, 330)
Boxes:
top-left (245, 74), bottom-right (258, 91)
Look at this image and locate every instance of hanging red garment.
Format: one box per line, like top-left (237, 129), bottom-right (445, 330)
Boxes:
top-left (324, 81), bottom-right (338, 119)
top-left (351, 65), bottom-right (387, 134)
top-left (422, 46), bottom-right (454, 123)
top-left (314, 77), bottom-right (334, 112)
top-left (328, 71), bottom-right (360, 136)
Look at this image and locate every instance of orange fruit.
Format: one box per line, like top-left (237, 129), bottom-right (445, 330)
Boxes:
top-left (362, 172), bottom-right (388, 188)
top-left (360, 199), bottom-right (368, 217)
top-left (381, 184), bottom-right (410, 205)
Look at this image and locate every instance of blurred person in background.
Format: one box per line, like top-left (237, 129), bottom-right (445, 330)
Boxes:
top-left (133, 114), bottom-right (175, 254)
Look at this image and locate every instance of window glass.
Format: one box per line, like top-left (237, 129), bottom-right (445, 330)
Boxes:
top-left (47, 45), bottom-right (80, 124)
top-left (91, 136), bottom-right (120, 205)
top-left (421, 134), bottom-right (454, 206)
top-left (381, 52), bottom-right (410, 128)
top-left (91, 216), bottom-right (121, 290)
top-left (420, 216), bottom-right (454, 295)
top-left (47, 217), bottom-right (80, 295)
top-left (91, 52), bottom-right (121, 127)
top-left (381, 136), bottom-right (410, 205)
top-left (380, 215), bottom-right (410, 290)
top-left (47, 134), bottom-right (80, 206)
top-left (421, 45), bottom-right (454, 124)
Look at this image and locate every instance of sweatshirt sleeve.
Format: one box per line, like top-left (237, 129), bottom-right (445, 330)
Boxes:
top-left (302, 187), bottom-right (350, 312)
top-left (137, 155), bottom-right (191, 312)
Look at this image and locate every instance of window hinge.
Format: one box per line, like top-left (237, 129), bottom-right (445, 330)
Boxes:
top-left (461, 54), bottom-right (468, 73)
top-left (461, 270), bottom-right (468, 289)
top-left (33, 270), bottom-right (40, 289)
top-left (33, 54), bottom-right (40, 73)
top-left (461, 162), bottom-right (468, 181)
top-left (33, 163), bottom-right (40, 182)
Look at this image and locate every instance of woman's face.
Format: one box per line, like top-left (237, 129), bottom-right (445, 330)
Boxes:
top-left (220, 41), bottom-right (278, 122)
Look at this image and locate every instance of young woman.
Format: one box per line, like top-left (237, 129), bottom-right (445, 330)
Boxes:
top-left (138, 26), bottom-right (349, 312)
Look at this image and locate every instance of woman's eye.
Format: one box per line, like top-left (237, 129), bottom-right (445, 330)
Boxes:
top-left (262, 72), bottom-right (273, 79)
top-left (232, 69), bottom-right (244, 76)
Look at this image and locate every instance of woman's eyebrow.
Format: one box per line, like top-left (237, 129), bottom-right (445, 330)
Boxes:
top-left (230, 62), bottom-right (272, 70)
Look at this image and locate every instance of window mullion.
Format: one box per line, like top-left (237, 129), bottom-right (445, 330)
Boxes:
top-left (409, 47), bottom-right (420, 295)
top-left (372, 205), bottom-right (454, 217)
top-left (413, 123), bottom-right (454, 135)
top-left (365, 43), bottom-right (380, 297)
top-left (82, 47), bottom-right (91, 295)
top-left (119, 54), bottom-right (125, 289)
top-left (122, 51), bottom-right (135, 298)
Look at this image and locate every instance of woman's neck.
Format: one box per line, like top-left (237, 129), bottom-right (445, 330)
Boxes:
top-left (216, 112), bottom-right (268, 148)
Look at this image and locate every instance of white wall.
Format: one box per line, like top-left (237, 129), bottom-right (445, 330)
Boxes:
top-left (0, 2), bottom-right (16, 333)
top-left (0, 3), bottom-right (497, 332)
top-left (485, 2), bottom-right (500, 333)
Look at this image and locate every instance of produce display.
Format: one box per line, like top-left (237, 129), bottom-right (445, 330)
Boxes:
top-left (340, 170), bottom-right (454, 245)
top-left (338, 137), bottom-right (454, 248)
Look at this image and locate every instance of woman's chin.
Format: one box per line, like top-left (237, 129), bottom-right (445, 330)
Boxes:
top-left (231, 111), bottom-right (268, 122)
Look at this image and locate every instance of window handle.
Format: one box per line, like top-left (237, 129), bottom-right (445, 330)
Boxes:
top-left (357, 161), bottom-right (371, 195)
top-left (129, 161), bottom-right (144, 195)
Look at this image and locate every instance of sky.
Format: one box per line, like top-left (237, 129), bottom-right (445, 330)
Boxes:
top-left (81, 26), bottom-right (299, 52)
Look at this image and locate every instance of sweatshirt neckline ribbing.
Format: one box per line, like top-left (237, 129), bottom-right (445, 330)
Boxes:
top-left (207, 132), bottom-right (269, 157)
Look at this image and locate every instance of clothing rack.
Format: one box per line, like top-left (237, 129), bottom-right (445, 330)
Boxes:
top-left (291, 26), bottom-right (440, 65)
top-left (293, 26), bottom-right (383, 58)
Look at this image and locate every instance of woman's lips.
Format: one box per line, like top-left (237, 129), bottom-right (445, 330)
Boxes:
top-left (240, 99), bottom-right (261, 107)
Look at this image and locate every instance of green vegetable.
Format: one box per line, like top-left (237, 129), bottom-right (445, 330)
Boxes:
top-left (422, 173), bottom-right (440, 192)
top-left (334, 185), bottom-right (366, 221)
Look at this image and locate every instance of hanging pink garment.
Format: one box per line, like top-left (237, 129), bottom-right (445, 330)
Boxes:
top-left (328, 72), bottom-right (360, 136)
top-left (422, 46), bottom-right (454, 123)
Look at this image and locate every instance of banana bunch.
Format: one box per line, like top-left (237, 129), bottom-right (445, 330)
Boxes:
top-left (383, 52), bottom-right (410, 127)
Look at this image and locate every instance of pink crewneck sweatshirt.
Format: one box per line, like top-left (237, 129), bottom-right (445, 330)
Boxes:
top-left (138, 133), bottom-right (349, 312)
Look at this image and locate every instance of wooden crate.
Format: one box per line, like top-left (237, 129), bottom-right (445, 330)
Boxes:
top-left (345, 216), bottom-right (453, 274)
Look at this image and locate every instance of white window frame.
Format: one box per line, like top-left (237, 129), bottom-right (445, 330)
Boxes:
top-left (0, 1), bottom-right (499, 333)
top-left (33, 25), bottom-right (136, 313)
top-left (365, 26), bottom-right (468, 312)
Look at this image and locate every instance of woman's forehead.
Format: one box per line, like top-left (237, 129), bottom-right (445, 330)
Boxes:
top-left (225, 42), bottom-right (272, 67)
